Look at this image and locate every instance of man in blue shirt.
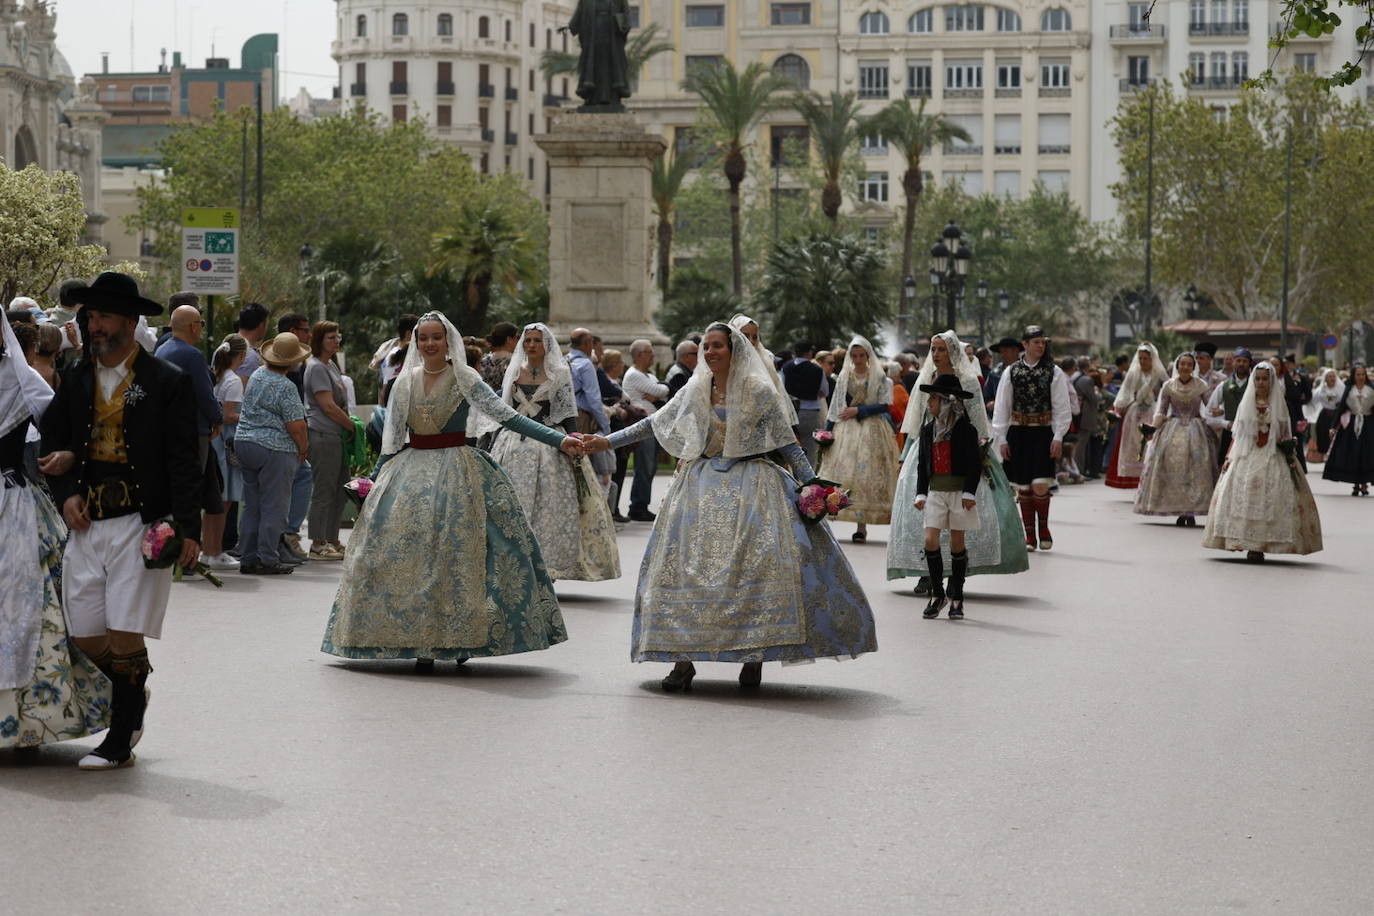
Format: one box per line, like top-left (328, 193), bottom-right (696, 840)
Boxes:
top-left (568, 327), bottom-right (610, 435)
top-left (154, 293), bottom-right (224, 520)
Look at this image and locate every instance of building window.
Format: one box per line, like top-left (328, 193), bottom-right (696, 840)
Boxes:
top-left (994, 170), bottom-right (1021, 197)
top-left (1188, 52), bottom-right (1206, 83)
top-left (479, 16), bottom-right (490, 38)
top-left (391, 60), bottom-right (407, 93)
top-left (996, 61), bottom-right (1020, 89)
top-left (946, 114), bottom-right (982, 153)
top-left (528, 156), bottom-right (535, 180)
top-left (1211, 0), bottom-right (1227, 26)
top-left (1294, 52), bottom-right (1316, 73)
top-left (773, 54), bottom-right (811, 89)
top-left (685, 55), bottom-right (725, 76)
top-left (1232, 51), bottom-right (1249, 81)
top-left (1038, 170), bottom-right (1070, 194)
top-left (907, 62), bottom-right (932, 96)
top-left (685, 5), bottom-right (725, 27)
top-left (771, 125), bottom-right (809, 166)
top-left (505, 19), bottom-right (513, 41)
top-left (530, 22), bottom-right (536, 46)
top-left (437, 105), bottom-right (451, 127)
top-left (908, 8), bottom-right (934, 33)
top-left (529, 111), bottom-right (535, 133)
top-left (438, 13), bottom-right (453, 36)
top-left (356, 14), bottom-right (367, 37)
top-left (1234, 0), bottom-right (1249, 27)
top-left (996, 8), bottom-right (1021, 31)
top-left (132, 85), bottom-right (172, 102)
top-left (1038, 113), bottom-right (1070, 154)
top-left (860, 172), bottom-right (889, 203)
top-left (1040, 8), bottom-right (1071, 31)
top-left (529, 68), bottom-right (536, 91)
top-left (1040, 60), bottom-right (1070, 89)
top-left (859, 11), bottom-right (889, 34)
top-left (547, 28), bottom-right (553, 49)
top-left (1127, 56), bottom-right (1150, 85)
top-left (1210, 51), bottom-right (1227, 81)
top-left (392, 104), bottom-right (407, 123)
top-left (628, 6), bottom-right (641, 29)
top-left (438, 61), bottom-right (453, 92)
top-left (993, 114), bottom-right (1020, 154)
top-left (1128, 3), bottom-right (1150, 27)
top-left (478, 106), bottom-right (489, 129)
top-left (945, 61), bottom-right (983, 91)
top-left (864, 227), bottom-right (881, 244)
top-left (1189, 0), bottom-right (1205, 29)
top-left (858, 62), bottom-right (889, 98)
top-left (860, 132), bottom-right (888, 155)
top-left (953, 171), bottom-right (983, 194)
top-left (392, 13), bottom-right (408, 36)
top-left (946, 5), bottom-right (984, 32)
top-left (480, 153), bottom-right (489, 174)
top-left (771, 3), bottom-right (811, 26)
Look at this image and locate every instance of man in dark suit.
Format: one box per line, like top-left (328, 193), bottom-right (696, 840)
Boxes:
top-left (39, 272), bottom-right (202, 771)
top-left (782, 339), bottom-right (826, 468)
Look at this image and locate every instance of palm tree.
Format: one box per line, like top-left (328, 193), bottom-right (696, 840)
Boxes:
top-left (863, 97), bottom-right (971, 307)
top-left (651, 150), bottom-right (693, 295)
top-left (682, 61), bottom-right (788, 296)
top-left (430, 202), bottom-right (540, 335)
top-left (539, 22), bottom-right (674, 93)
top-left (791, 90), bottom-right (862, 224)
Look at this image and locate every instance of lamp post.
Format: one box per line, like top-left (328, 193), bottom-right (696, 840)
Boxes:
top-left (928, 220), bottom-right (971, 333)
top-left (899, 273), bottom-right (917, 350)
top-left (974, 278), bottom-right (990, 345)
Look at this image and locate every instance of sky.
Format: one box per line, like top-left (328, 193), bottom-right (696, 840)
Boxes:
top-left (53, 0), bottom-right (340, 100)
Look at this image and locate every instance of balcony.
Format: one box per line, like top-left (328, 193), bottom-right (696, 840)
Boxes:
top-left (389, 81), bottom-right (407, 95)
top-left (504, 131), bottom-right (518, 145)
top-left (1039, 86), bottom-right (1071, 98)
top-left (1189, 21), bottom-right (1249, 37)
top-left (1038, 144), bottom-right (1071, 155)
top-left (1273, 23), bottom-right (1333, 41)
top-left (993, 144), bottom-right (1021, 155)
top-left (943, 143), bottom-right (983, 155)
top-left (1109, 24), bottom-right (1166, 41)
top-left (857, 88), bottom-right (889, 99)
top-left (436, 81), bottom-right (455, 96)
top-left (905, 87), bottom-right (932, 99)
top-left (350, 82), bottom-right (366, 96)
top-left (505, 87), bottom-right (519, 101)
top-left (543, 92), bottom-right (567, 107)
top-left (944, 88), bottom-right (983, 99)
top-left (995, 87), bottom-right (1022, 98)
top-left (1188, 75), bottom-right (1246, 91)
top-left (479, 83), bottom-right (495, 98)
top-left (860, 145), bottom-right (888, 157)
top-left (1119, 79), bottom-right (1153, 92)
top-left (481, 128), bottom-right (495, 142)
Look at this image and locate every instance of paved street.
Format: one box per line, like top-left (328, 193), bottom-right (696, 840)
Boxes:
top-left (3, 470), bottom-right (1373, 914)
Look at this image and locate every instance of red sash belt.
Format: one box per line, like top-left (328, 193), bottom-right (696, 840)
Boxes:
top-left (409, 432), bottom-right (467, 450)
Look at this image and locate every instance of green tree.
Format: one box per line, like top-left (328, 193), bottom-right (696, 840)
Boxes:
top-left (1111, 77), bottom-right (1374, 335)
top-left (539, 22), bottom-right (675, 89)
top-left (655, 266), bottom-right (738, 343)
top-left (0, 163), bottom-right (106, 305)
top-left (792, 90), bottom-right (863, 224)
top-left (862, 98), bottom-right (971, 312)
top-left (651, 151), bottom-right (693, 295)
top-left (1257, 1), bottom-right (1374, 89)
top-left (752, 231), bottom-right (889, 350)
top-left (429, 178), bottom-right (545, 336)
top-left (682, 61), bottom-right (789, 296)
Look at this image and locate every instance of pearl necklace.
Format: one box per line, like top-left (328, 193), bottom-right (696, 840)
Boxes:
top-left (423, 362), bottom-right (448, 375)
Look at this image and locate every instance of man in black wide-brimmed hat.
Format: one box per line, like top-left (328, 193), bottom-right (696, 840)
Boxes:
top-left (38, 272), bottom-right (202, 770)
top-left (913, 373), bottom-right (983, 620)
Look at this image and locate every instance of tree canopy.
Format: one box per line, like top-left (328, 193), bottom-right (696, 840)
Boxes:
top-left (0, 163), bottom-right (109, 306)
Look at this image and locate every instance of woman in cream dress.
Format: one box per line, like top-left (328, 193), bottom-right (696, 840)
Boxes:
top-left (1133, 352), bottom-right (1218, 525)
top-left (819, 335), bottom-right (899, 542)
top-left (1107, 342), bottom-right (1169, 489)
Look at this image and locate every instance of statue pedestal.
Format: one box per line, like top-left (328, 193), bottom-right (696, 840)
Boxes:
top-left (535, 112), bottom-right (670, 358)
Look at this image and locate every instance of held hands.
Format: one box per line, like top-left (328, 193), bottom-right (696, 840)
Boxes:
top-left (37, 450), bottom-right (76, 477)
top-left (914, 496), bottom-right (925, 510)
top-left (580, 434), bottom-right (613, 455)
top-left (559, 435), bottom-right (584, 457)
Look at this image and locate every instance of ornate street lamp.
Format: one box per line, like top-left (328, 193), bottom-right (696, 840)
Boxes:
top-left (929, 221), bottom-right (972, 332)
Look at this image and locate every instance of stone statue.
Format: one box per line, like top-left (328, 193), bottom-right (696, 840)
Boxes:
top-left (567, 0), bottom-right (630, 112)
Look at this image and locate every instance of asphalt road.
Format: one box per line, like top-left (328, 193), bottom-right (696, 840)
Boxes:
top-left (3, 470), bottom-right (1372, 914)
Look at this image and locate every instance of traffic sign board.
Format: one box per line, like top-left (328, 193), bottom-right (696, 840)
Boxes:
top-left (1322, 334), bottom-right (1339, 349)
top-left (181, 207), bottom-right (240, 295)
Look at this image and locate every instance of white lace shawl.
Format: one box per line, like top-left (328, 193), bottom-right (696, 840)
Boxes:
top-left (650, 324), bottom-right (796, 461)
top-left (899, 329), bottom-right (989, 440)
top-left (827, 334), bottom-right (890, 424)
top-left (470, 322), bottom-right (576, 437)
top-left (729, 313), bottom-right (798, 425)
top-left (1231, 362), bottom-right (1289, 459)
top-left (0, 316), bottom-right (53, 441)
top-left (381, 311), bottom-right (485, 457)
top-left (1115, 342), bottom-right (1169, 411)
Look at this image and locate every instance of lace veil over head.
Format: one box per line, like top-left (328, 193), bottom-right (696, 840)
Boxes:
top-left (1230, 360), bottom-right (1287, 459)
top-left (470, 322), bottom-right (576, 437)
top-left (382, 310), bottom-right (484, 456)
top-left (728, 313), bottom-right (798, 425)
top-left (0, 314), bottom-right (53, 441)
top-left (650, 322), bottom-right (796, 461)
top-left (899, 329), bottom-right (989, 439)
top-left (827, 334), bottom-right (890, 424)
top-left (1115, 341), bottom-right (1168, 411)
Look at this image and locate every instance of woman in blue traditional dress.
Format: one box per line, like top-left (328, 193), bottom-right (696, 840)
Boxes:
top-left (321, 311), bottom-right (584, 671)
top-left (478, 322), bottom-right (619, 582)
top-left (583, 322), bottom-right (877, 692)
top-left (1, 316), bottom-right (110, 750)
top-left (888, 330), bottom-right (1027, 594)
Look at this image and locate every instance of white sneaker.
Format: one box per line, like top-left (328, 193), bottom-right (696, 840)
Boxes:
top-left (77, 751), bottom-right (135, 770)
top-left (205, 553), bottom-right (240, 570)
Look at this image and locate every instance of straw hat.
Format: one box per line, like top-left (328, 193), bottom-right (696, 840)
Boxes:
top-left (260, 331), bottom-right (310, 367)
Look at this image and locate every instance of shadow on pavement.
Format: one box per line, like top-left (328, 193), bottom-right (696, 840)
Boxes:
top-left (634, 678), bottom-right (908, 720)
top-left (1206, 556), bottom-right (1344, 571)
top-left (333, 660), bottom-right (579, 700)
top-left (1, 748), bottom-right (284, 821)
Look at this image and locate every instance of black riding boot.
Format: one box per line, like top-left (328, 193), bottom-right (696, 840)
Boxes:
top-left (79, 650), bottom-right (150, 770)
top-left (947, 550), bottom-right (968, 619)
top-left (923, 549), bottom-right (947, 618)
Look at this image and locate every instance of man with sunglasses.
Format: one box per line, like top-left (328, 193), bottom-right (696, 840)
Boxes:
top-left (155, 293), bottom-right (225, 528)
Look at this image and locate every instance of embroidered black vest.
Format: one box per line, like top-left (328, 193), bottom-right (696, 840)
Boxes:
top-left (1009, 359), bottom-right (1054, 415)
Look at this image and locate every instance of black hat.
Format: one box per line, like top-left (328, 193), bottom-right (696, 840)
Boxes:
top-left (69, 272), bottom-right (163, 318)
top-left (1194, 340), bottom-right (1218, 357)
top-left (1021, 325), bottom-right (1049, 342)
top-left (993, 336), bottom-right (1024, 351)
top-left (919, 373), bottom-right (974, 400)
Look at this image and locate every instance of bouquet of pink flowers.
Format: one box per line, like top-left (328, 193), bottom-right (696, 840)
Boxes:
top-left (140, 520), bottom-right (223, 587)
top-left (811, 430), bottom-right (835, 448)
top-left (796, 478), bottom-right (851, 525)
top-left (344, 477), bottom-right (374, 509)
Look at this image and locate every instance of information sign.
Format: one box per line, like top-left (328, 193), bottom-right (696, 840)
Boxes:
top-left (181, 208), bottom-right (240, 295)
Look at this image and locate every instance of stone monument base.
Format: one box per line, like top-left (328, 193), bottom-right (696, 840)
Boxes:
top-left (535, 112), bottom-right (670, 362)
